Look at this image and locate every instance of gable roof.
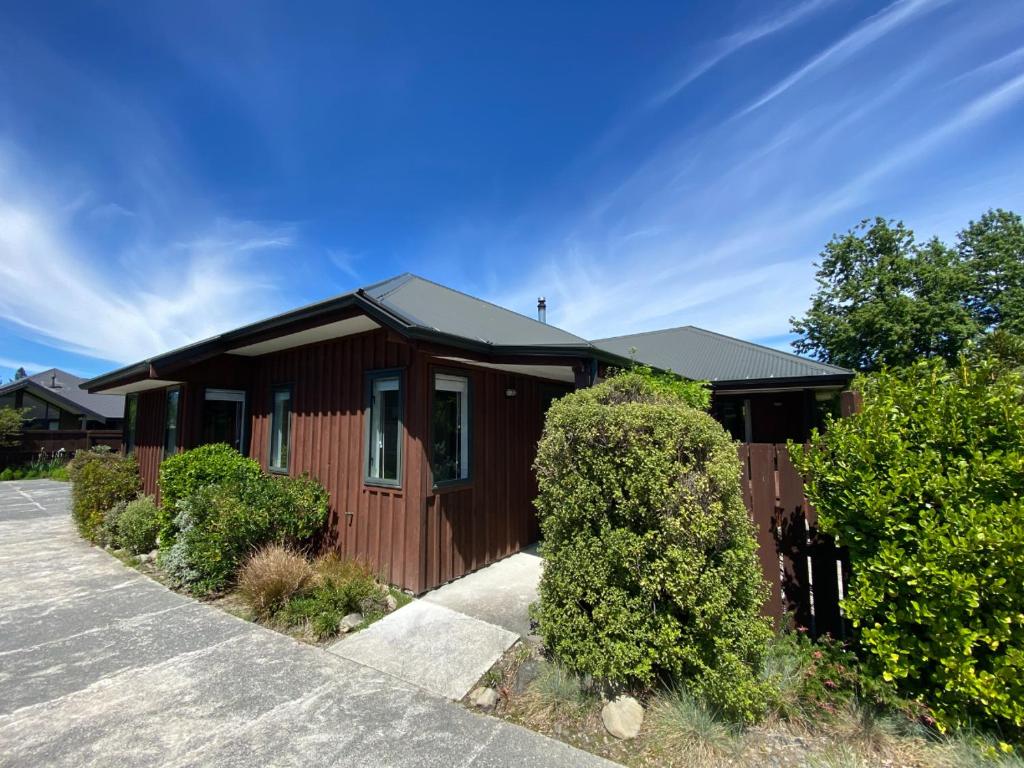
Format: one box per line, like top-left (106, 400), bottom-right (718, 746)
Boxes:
top-left (0, 368), bottom-right (124, 420)
top-left (83, 273), bottom-right (619, 393)
top-left (362, 274), bottom-right (589, 347)
top-left (593, 326), bottom-right (852, 385)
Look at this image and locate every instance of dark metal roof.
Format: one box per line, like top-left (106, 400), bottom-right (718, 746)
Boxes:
top-left (83, 273), bottom-right (619, 392)
top-left (593, 326), bottom-right (852, 385)
top-left (362, 274), bottom-right (591, 347)
top-left (0, 368), bottom-right (124, 419)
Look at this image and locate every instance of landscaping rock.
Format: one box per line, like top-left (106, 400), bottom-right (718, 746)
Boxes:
top-left (385, 594), bottom-right (398, 612)
top-left (339, 612), bottom-right (363, 633)
top-left (470, 686), bottom-right (499, 711)
top-left (601, 696), bottom-right (643, 740)
top-left (513, 658), bottom-right (541, 694)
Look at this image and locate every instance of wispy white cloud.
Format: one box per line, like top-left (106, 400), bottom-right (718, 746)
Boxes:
top-left (0, 155), bottom-right (293, 364)
top-left (651, 0), bottom-right (836, 107)
top-left (739, 0), bottom-right (948, 116)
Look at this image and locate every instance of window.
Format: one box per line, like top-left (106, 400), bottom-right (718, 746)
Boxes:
top-left (365, 371), bottom-right (402, 486)
top-left (164, 388), bottom-right (180, 456)
top-left (124, 394), bottom-right (138, 454)
top-left (21, 392), bottom-right (62, 430)
top-left (203, 388), bottom-right (246, 451)
top-left (432, 373), bottom-right (469, 484)
top-left (269, 386), bottom-right (292, 472)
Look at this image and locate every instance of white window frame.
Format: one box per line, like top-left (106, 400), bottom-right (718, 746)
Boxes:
top-left (433, 373), bottom-right (470, 484)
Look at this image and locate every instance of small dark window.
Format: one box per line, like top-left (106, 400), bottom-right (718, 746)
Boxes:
top-left (715, 397), bottom-right (748, 442)
top-left (269, 386), bottom-right (292, 472)
top-left (365, 371), bottom-right (402, 486)
top-left (124, 394), bottom-right (138, 454)
top-left (432, 373), bottom-right (470, 484)
top-left (164, 388), bottom-right (180, 456)
top-left (203, 388), bottom-right (246, 451)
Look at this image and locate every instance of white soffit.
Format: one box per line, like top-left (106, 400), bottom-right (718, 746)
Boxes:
top-left (437, 357), bottom-right (575, 384)
top-left (100, 378), bottom-right (183, 395)
top-left (227, 315), bottom-right (380, 356)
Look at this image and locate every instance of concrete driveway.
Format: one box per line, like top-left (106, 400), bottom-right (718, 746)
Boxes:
top-left (0, 480), bottom-right (611, 768)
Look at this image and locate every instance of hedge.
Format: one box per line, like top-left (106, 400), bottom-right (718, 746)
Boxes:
top-left (67, 449), bottom-right (141, 542)
top-left (794, 356), bottom-right (1024, 734)
top-left (533, 367), bottom-right (771, 723)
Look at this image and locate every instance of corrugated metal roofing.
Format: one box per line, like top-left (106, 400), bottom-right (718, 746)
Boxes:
top-left (593, 326), bottom-right (851, 383)
top-left (362, 274), bottom-right (591, 347)
top-left (0, 368), bottom-right (124, 418)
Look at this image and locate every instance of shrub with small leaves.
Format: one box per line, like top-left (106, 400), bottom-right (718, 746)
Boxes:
top-left (533, 367), bottom-right (771, 724)
top-left (794, 356), bottom-right (1024, 735)
top-left (67, 449), bottom-right (140, 542)
top-left (157, 443), bottom-right (262, 544)
top-left (114, 495), bottom-right (160, 554)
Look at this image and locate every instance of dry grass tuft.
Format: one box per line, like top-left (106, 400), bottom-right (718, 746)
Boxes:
top-left (237, 545), bottom-right (314, 619)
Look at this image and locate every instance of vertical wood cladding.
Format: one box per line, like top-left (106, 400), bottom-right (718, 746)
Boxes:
top-left (129, 327), bottom-right (567, 593)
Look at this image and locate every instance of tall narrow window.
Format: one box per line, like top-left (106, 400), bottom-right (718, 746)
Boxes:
top-left (432, 373), bottom-right (469, 484)
top-left (124, 394), bottom-right (138, 454)
top-left (164, 388), bottom-right (180, 456)
top-left (203, 388), bottom-right (246, 451)
top-left (365, 372), bottom-right (402, 486)
top-left (269, 386), bottom-right (292, 473)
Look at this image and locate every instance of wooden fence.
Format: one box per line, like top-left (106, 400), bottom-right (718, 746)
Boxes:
top-left (738, 442), bottom-right (851, 639)
top-left (0, 429), bottom-right (123, 470)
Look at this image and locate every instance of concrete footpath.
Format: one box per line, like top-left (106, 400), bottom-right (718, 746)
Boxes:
top-left (0, 480), bottom-right (613, 768)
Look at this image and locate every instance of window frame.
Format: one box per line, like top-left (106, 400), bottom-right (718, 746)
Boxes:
top-left (267, 384), bottom-right (294, 475)
top-left (124, 393), bottom-right (138, 455)
top-left (429, 368), bottom-right (473, 489)
top-left (363, 369), bottom-right (405, 489)
top-left (203, 387), bottom-right (248, 453)
top-left (163, 386), bottom-right (181, 458)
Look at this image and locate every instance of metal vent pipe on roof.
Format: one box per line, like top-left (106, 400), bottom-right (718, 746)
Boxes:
top-left (537, 297), bottom-right (546, 324)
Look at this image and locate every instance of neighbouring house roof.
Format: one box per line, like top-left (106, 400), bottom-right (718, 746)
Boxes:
top-left (593, 326), bottom-right (852, 387)
top-left (83, 273), bottom-right (625, 393)
top-left (0, 368), bottom-right (125, 420)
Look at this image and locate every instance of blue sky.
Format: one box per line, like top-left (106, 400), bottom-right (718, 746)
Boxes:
top-left (1, 0), bottom-right (1023, 380)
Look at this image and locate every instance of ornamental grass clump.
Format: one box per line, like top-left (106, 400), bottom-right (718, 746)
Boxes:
top-left (795, 356), bottom-right (1024, 737)
top-left (532, 367), bottom-right (772, 724)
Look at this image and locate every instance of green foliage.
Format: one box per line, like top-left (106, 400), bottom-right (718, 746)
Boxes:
top-left (793, 357), bottom-right (1024, 734)
top-left (533, 369), bottom-right (772, 723)
top-left (113, 495), bottom-right (160, 554)
top-left (791, 217), bottom-right (980, 371)
top-left (0, 406), bottom-right (26, 447)
top-left (604, 364), bottom-right (710, 411)
top-left (67, 449), bottom-right (141, 542)
top-left (157, 448), bottom-right (330, 595)
top-left (960, 209), bottom-right (1024, 335)
top-left (157, 443), bottom-right (263, 543)
top-left (0, 467), bottom-right (13, 481)
top-left (276, 553), bottom-right (384, 640)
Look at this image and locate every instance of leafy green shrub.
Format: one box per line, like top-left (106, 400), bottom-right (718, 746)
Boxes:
top-left (0, 467), bottom-right (13, 481)
top-left (238, 545), bottom-right (314, 619)
top-left (158, 468), bottom-right (330, 595)
top-left (114, 495), bottom-right (160, 554)
top-left (533, 369), bottom-right (772, 723)
top-left (157, 443), bottom-right (262, 543)
top-left (67, 449), bottom-right (140, 542)
top-left (98, 499), bottom-right (129, 548)
top-left (794, 356), bottom-right (1024, 734)
top-left (276, 554), bottom-right (382, 640)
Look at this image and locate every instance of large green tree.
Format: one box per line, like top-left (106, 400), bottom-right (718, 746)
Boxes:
top-left (790, 218), bottom-right (978, 371)
top-left (792, 210), bottom-right (1024, 371)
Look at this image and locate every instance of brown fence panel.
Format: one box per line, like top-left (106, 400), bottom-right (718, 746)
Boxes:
top-left (0, 429), bottom-right (123, 469)
top-left (740, 443), bottom-right (851, 639)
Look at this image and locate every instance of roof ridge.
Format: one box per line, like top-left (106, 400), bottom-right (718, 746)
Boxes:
top-left (593, 324), bottom-right (696, 343)
top-left (362, 272), bottom-right (415, 301)
top-left (387, 274), bottom-right (591, 344)
top-left (683, 326), bottom-right (849, 372)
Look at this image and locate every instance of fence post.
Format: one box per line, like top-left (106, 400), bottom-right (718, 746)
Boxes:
top-left (839, 389), bottom-right (861, 417)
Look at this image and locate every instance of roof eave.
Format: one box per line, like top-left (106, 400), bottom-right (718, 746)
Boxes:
top-left (709, 373), bottom-right (854, 391)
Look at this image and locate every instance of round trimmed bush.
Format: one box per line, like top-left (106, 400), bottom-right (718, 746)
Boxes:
top-left (115, 495), bottom-right (160, 554)
top-left (533, 368), bottom-right (772, 723)
top-left (795, 356), bottom-right (1024, 734)
top-left (158, 443), bottom-right (262, 544)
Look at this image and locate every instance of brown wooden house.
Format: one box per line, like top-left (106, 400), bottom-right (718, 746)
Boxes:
top-left (83, 274), bottom-right (852, 594)
top-left (82, 275), bottom-right (627, 593)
